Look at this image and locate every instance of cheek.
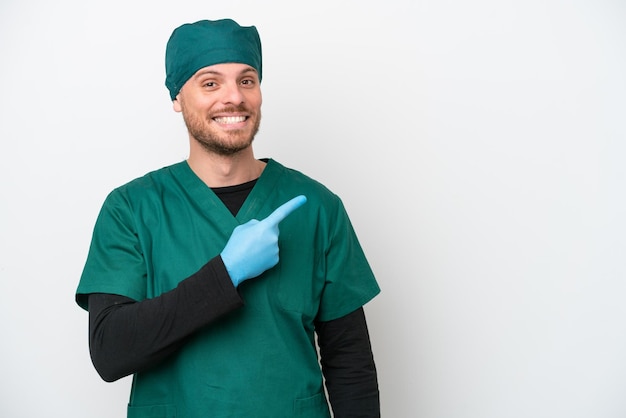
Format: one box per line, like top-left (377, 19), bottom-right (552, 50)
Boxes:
top-left (250, 96), bottom-right (262, 111)
top-left (246, 89), bottom-right (262, 108)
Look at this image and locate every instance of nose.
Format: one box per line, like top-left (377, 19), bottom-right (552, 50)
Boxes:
top-left (221, 82), bottom-right (245, 106)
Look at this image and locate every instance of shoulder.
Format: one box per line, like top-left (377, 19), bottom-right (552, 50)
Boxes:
top-left (101, 162), bottom-right (185, 212)
top-left (269, 159), bottom-right (340, 203)
top-left (266, 160), bottom-right (351, 228)
top-left (108, 162), bottom-right (184, 198)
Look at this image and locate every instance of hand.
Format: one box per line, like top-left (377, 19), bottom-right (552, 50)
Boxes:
top-left (220, 195), bottom-right (307, 287)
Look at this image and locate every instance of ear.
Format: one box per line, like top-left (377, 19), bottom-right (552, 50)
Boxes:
top-left (172, 97), bottom-right (182, 113)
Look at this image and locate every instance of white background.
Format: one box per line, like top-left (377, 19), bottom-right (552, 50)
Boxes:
top-left (1, 0), bottom-right (626, 417)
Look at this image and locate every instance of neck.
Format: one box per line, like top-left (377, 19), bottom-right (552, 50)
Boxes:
top-left (187, 145), bottom-right (266, 188)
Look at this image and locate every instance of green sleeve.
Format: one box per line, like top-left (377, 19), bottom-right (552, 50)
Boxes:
top-left (76, 188), bottom-right (147, 310)
top-left (317, 198), bottom-right (380, 322)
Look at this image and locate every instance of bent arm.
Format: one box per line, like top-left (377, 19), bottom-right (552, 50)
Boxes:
top-left (88, 256), bottom-right (243, 382)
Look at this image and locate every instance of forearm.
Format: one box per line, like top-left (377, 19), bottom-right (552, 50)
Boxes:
top-left (88, 256), bottom-right (243, 382)
top-left (316, 308), bottom-right (380, 418)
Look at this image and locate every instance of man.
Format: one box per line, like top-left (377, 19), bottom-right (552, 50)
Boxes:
top-left (76, 19), bottom-right (380, 418)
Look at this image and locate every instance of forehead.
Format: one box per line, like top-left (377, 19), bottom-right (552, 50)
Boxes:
top-left (192, 63), bottom-right (258, 79)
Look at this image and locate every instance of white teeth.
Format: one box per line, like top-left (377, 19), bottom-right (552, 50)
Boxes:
top-left (214, 116), bottom-right (246, 124)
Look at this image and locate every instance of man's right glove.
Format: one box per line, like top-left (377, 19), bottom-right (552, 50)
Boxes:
top-left (220, 195), bottom-right (307, 287)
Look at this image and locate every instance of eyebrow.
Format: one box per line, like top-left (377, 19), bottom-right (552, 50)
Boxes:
top-left (193, 66), bottom-right (257, 79)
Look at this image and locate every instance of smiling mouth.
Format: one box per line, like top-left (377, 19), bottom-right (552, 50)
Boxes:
top-left (213, 116), bottom-right (247, 124)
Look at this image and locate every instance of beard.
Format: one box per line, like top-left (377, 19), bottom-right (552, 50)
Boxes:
top-left (182, 104), bottom-right (261, 156)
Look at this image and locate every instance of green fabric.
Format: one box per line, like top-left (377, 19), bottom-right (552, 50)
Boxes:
top-left (165, 19), bottom-right (262, 100)
top-left (76, 159), bottom-right (380, 417)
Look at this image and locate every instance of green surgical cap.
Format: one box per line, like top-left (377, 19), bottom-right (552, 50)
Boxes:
top-left (165, 19), bottom-right (262, 100)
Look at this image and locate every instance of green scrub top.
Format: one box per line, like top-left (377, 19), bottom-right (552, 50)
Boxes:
top-left (76, 159), bottom-right (380, 418)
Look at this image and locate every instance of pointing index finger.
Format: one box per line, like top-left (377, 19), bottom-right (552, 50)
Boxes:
top-left (264, 195), bottom-right (307, 226)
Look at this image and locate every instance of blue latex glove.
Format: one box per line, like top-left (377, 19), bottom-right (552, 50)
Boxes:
top-left (221, 195), bottom-right (307, 287)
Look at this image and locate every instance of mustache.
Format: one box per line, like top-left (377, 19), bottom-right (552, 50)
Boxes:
top-left (212, 104), bottom-right (250, 114)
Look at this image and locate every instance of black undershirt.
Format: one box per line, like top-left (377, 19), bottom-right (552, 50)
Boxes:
top-left (87, 178), bottom-right (379, 417)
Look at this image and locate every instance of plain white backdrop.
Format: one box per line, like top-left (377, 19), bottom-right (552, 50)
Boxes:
top-left (1, 0), bottom-right (626, 416)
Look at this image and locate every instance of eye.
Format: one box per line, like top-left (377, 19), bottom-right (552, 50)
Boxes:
top-left (240, 79), bottom-right (256, 87)
top-left (203, 81), bottom-right (216, 88)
